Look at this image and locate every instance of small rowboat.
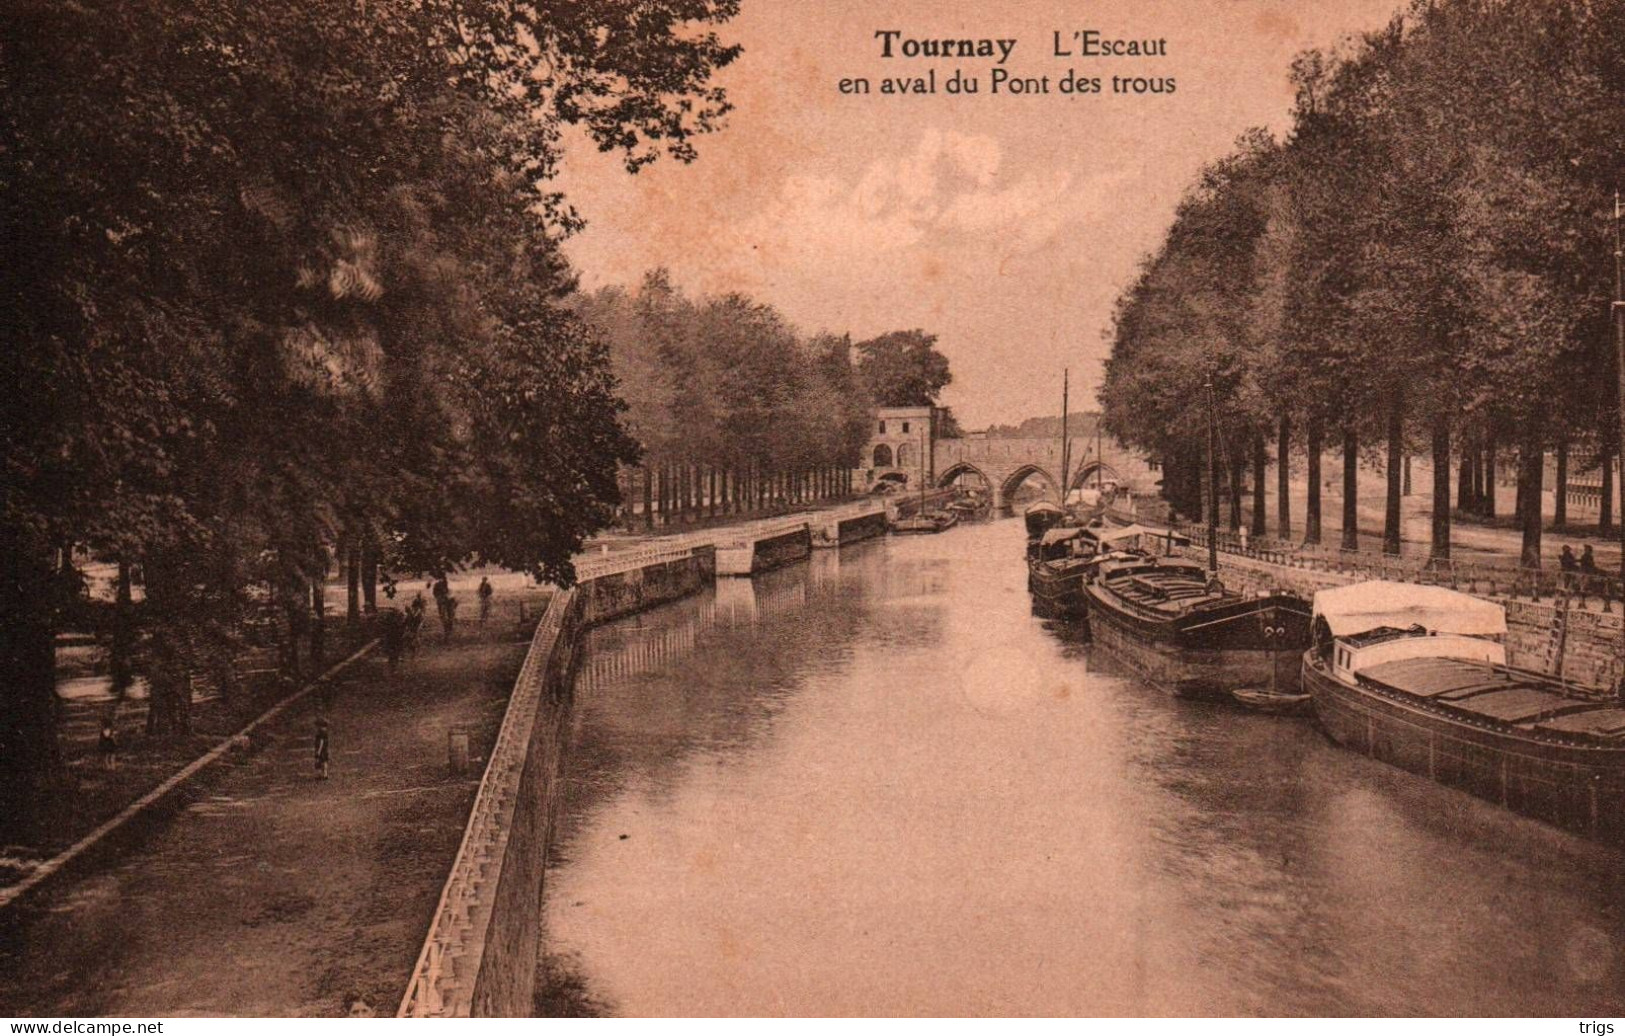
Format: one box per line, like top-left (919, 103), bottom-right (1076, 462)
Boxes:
top-left (1230, 687), bottom-right (1312, 714)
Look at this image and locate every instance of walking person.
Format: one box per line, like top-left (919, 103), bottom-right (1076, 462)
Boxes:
top-left (405, 593), bottom-right (426, 657)
top-left (432, 575), bottom-right (456, 638)
top-left (381, 607), bottom-right (405, 671)
top-left (98, 718), bottom-right (119, 771)
top-left (477, 576), bottom-right (493, 625)
top-left (1581, 545), bottom-right (1600, 575)
top-left (314, 716), bottom-right (331, 780)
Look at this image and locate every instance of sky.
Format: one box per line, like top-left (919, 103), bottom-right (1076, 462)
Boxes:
top-left (554, 0), bottom-right (1408, 430)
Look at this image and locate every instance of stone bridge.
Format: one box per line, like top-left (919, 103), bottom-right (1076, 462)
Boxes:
top-left (934, 434), bottom-right (1160, 510)
top-left (861, 407), bottom-right (1160, 510)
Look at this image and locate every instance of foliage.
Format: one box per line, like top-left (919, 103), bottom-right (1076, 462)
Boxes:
top-left (575, 275), bottom-right (873, 483)
top-left (1100, 0), bottom-right (1625, 551)
top-left (853, 330), bottom-right (954, 408)
top-left (0, 0), bottom-right (736, 790)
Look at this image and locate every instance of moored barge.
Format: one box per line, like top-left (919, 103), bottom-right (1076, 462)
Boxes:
top-left (1084, 555), bottom-right (1311, 699)
top-left (1028, 523), bottom-right (1189, 621)
top-left (1304, 580), bottom-right (1625, 842)
top-left (890, 509), bottom-right (959, 535)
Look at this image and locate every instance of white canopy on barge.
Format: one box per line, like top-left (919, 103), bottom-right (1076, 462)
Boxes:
top-left (1311, 581), bottom-right (1506, 639)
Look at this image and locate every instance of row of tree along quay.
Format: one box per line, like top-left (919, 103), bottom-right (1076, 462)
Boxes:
top-left (0, 1), bottom-right (748, 833)
top-left (578, 272), bottom-right (961, 530)
top-left (1099, 0), bottom-right (1625, 577)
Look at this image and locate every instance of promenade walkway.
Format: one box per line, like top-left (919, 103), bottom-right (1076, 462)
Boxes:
top-left (0, 605), bottom-right (544, 1017)
top-left (1244, 457), bottom-right (1625, 571)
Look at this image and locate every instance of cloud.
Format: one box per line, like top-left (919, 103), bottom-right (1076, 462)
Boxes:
top-left (727, 129), bottom-right (1133, 279)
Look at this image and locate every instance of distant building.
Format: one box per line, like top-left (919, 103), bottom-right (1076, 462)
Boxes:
top-left (863, 405), bottom-right (940, 490)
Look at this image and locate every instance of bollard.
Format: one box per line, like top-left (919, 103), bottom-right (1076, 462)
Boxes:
top-left (447, 725), bottom-right (472, 775)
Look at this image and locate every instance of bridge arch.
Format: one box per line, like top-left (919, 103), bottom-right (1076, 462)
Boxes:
top-left (936, 461), bottom-right (992, 490)
top-left (1070, 460), bottom-right (1128, 493)
top-left (999, 463), bottom-right (1060, 508)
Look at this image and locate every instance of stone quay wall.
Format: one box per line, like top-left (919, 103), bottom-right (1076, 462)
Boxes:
top-left (398, 548), bottom-right (718, 1018)
top-left (579, 549), bottom-right (716, 625)
top-left (749, 527), bottom-right (813, 574)
top-left (832, 510), bottom-right (889, 546)
top-left (1186, 547), bottom-right (1625, 697)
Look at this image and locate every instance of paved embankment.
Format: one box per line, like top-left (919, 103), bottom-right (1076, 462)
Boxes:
top-left (0, 607), bottom-right (545, 1018)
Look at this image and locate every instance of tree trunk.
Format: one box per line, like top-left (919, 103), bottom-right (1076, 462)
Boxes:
top-left (142, 563), bottom-right (196, 736)
top-left (0, 524), bottom-right (63, 812)
top-left (1305, 418), bottom-right (1323, 545)
top-left (1277, 417), bottom-right (1292, 540)
top-left (1341, 429), bottom-right (1360, 551)
top-left (1519, 435), bottom-right (1544, 568)
top-left (310, 577), bottom-right (327, 673)
top-left (1458, 446), bottom-right (1474, 516)
top-left (1483, 435), bottom-right (1497, 519)
top-left (1469, 442), bottom-right (1483, 513)
top-left (1603, 447), bottom-right (1615, 533)
top-left (1555, 437), bottom-right (1568, 527)
top-left (144, 660), bottom-right (191, 737)
top-left (643, 464), bottom-right (655, 531)
top-left (361, 541), bottom-right (378, 614)
top-left (1227, 448), bottom-right (1242, 531)
top-left (1384, 395), bottom-right (1404, 556)
top-left (1430, 416), bottom-right (1451, 561)
top-left (1250, 431), bottom-right (1267, 538)
top-left (1402, 455), bottom-right (1412, 497)
top-left (346, 541), bottom-right (361, 627)
top-left (111, 560), bottom-right (135, 698)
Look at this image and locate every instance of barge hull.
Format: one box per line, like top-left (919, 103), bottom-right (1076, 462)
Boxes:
top-left (1087, 597), bottom-right (1300, 699)
top-left (1304, 660), bottom-right (1625, 842)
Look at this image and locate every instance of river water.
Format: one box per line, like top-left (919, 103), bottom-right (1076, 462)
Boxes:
top-left (538, 518), bottom-right (1625, 1017)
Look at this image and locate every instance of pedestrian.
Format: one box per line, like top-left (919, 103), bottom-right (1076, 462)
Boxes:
top-left (439, 594), bottom-right (458, 637)
top-left (1561, 545), bottom-right (1578, 572)
top-left (404, 595), bottom-right (425, 657)
top-left (477, 576), bottom-right (493, 624)
top-left (98, 719), bottom-right (119, 771)
top-left (1582, 545), bottom-right (1600, 575)
top-left (432, 575), bottom-right (452, 633)
top-left (314, 716), bottom-right (331, 780)
top-left (381, 608), bottom-right (405, 670)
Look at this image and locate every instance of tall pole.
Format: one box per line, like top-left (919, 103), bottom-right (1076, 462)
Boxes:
top-left (1206, 378), bottom-right (1219, 573)
top-left (1613, 192), bottom-right (1625, 698)
top-left (1060, 368), bottom-right (1070, 502)
top-left (1096, 412), bottom-right (1104, 491)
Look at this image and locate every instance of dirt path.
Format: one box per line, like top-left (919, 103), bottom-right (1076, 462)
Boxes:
top-left (0, 612), bottom-right (542, 1018)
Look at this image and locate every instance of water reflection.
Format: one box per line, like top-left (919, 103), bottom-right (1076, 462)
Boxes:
top-left (541, 519), bottom-right (1625, 1017)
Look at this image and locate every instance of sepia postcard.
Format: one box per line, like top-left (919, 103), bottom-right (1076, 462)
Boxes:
top-left (4, 0), bottom-right (1625, 1023)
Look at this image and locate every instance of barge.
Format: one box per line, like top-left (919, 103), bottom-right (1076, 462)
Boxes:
top-left (1304, 581), bottom-right (1625, 842)
top-left (1084, 555), bottom-right (1311, 699)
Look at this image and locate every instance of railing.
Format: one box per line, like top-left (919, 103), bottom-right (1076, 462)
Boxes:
top-left (573, 541), bottom-right (700, 582)
top-left (1176, 524), bottom-right (1625, 611)
top-left (397, 588), bottom-right (575, 1018)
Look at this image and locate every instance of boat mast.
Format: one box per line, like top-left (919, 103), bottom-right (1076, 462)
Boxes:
top-left (1060, 368), bottom-right (1070, 504)
top-left (1096, 414), bottom-right (1103, 492)
top-left (1612, 191), bottom-right (1625, 697)
top-left (1205, 378), bottom-right (1219, 574)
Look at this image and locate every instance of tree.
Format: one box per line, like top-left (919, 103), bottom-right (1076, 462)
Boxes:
top-left (0, 0), bottom-right (738, 811)
top-left (854, 331), bottom-right (953, 407)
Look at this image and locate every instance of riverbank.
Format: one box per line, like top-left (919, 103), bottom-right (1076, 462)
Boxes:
top-left (0, 600), bottom-right (546, 1017)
